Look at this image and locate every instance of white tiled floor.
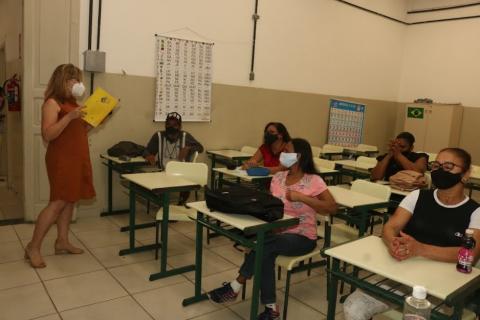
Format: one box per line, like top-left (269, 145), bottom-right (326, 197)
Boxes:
top-left (0, 212), bottom-right (352, 320)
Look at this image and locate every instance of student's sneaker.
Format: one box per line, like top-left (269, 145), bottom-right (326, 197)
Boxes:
top-left (208, 282), bottom-right (239, 303)
top-left (258, 306), bottom-right (280, 320)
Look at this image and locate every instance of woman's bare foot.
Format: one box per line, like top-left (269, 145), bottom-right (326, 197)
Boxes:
top-left (25, 244), bottom-right (46, 268)
top-left (54, 240), bottom-right (84, 255)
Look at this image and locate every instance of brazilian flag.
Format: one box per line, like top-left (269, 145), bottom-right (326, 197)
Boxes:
top-left (407, 107), bottom-right (424, 119)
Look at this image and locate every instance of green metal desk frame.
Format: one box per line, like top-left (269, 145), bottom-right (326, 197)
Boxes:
top-left (325, 256), bottom-right (480, 320)
top-left (182, 212), bottom-right (299, 320)
top-left (100, 158), bottom-right (147, 217)
top-left (118, 181), bottom-right (200, 281)
top-left (207, 152), bottom-right (251, 189)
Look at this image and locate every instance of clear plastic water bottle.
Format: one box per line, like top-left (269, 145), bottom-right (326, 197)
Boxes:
top-left (456, 229), bottom-right (476, 274)
top-left (403, 285), bottom-right (431, 320)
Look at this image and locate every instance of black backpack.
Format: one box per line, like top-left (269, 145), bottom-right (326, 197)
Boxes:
top-left (205, 185), bottom-right (284, 222)
top-left (107, 141), bottom-right (145, 157)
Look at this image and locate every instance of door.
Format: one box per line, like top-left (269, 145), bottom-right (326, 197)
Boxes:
top-left (23, 0), bottom-right (80, 221)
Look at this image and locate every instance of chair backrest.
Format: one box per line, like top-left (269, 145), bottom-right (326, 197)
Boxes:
top-left (471, 165), bottom-right (480, 178)
top-left (313, 158), bottom-right (336, 170)
top-left (322, 144), bottom-right (344, 153)
top-left (310, 146), bottom-right (322, 158)
top-left (351, 179), bottom-right (391, 201)
top-left (240, 145), bottom-right (257, 156)
top-left (357, 156), bottom-right (377, 166)
top-left (426, 152), bottom-right (438, 162)
top-left (357, 144), bottom-right (378, 152)
top-left (165, 161), bottom-right (208, 186)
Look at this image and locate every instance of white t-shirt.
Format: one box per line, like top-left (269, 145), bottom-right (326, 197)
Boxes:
top-left (399, 189), bottom-right (480, 229)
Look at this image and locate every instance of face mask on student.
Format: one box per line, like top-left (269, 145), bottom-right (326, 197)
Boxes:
top-left (279, 152), bottom-right (298, 168)
top-left (71, 82), bottom-right (85, 98)
top-left (431, 168), bottom-right (463, 189)
top-left (264, 132), bottom-right (278, 145)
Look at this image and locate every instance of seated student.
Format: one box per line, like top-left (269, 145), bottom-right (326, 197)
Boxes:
top-left (371, 132), bottom-right (428, 181)
top-left (209, 138), bottom-right (337, 320)
top-left (243, 122), bottom-right (292, 174)
top-left (343, 147), bottom-right (480, 320)
top-left (144, 112), bottom-right (203, 204)
top-left (144, 112), bottom-right (203, 169)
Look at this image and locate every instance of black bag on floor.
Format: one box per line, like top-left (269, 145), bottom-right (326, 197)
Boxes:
top-left (205, 185), bottom-right (284, 222)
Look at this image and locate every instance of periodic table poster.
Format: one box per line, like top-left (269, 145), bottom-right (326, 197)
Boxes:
top-left (327, 99), bottom-right (365, 147)
top-left (154, 35), bottom-right (213, 122)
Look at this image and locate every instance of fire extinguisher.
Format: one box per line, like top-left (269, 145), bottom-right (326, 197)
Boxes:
top-left (4, 74), bottom-right (21, 112)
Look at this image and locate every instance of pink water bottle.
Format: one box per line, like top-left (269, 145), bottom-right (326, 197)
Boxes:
top-left (456, 229), bottom-right (476, 274)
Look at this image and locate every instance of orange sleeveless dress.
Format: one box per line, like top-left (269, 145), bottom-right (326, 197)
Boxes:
top-left (45, 101), bottom-right (96, 202)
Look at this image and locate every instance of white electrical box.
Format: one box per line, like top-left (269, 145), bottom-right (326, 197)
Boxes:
top-left (83, 50), bottom-right (106, 72)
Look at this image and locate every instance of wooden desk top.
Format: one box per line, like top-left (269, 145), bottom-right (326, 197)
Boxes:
top-left (328, 186), bottom-right (388, 208)
top-left (100, 154), bottom-right (147, 164)
top-left (207, 150), bottom-right (253, 159)
top-left (334, 160), bottom-right (375, 171)
top-left (213, 167), bottom-right (273, 181)
top-left (122, 172), bottom-right (199, 192)
top-left (325, 236), bottom-right (480, 300)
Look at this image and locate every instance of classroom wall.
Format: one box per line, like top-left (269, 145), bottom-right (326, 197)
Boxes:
top-left (73, 0), bottom-right (408, 213)
top-left (79, 0), bottom-right (407, 101)
top-left (0, 0), bottom-right (24, 196)
top-left (87, 73), bottom-right (400, 212)
top-left (398, 2), bottom-right (480, 107)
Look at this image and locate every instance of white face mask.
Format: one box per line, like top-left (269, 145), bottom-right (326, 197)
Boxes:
top-left (71, 82), bottom-right (85, 98)
top-left (279, 152), bottom-right (298, 168)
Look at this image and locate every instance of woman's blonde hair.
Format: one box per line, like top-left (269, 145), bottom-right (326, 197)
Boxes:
top-left (44, 64), bottom-right (83, 103)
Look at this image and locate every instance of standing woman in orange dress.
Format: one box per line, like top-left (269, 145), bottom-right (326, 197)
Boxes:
top-left (25, 64), bottom-right (96, 268)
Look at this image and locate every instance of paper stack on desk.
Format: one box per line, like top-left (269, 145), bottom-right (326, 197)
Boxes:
top-left (82, 87), bottom-right (118, 127)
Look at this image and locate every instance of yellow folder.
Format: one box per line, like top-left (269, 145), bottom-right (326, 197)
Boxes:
top-left (82, 87), bottom-right (118, 127)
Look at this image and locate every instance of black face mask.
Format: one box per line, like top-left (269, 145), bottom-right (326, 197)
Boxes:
top-left (264, 132), bottom-right (278, 145)
top-left (431, 168), bottom-right (463, 189)
top-left (165, 127), bottom-right (180, 141)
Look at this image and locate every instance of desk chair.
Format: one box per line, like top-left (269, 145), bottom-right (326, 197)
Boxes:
top-left (357, 144), bottom-right (378, 154)
top-left (467, 165), bottom-right (480, 197)
top-left (154, 161), bottom-right (208, 259)
top-left (274, 214), bottom-right (329, 320)
top-left (314, 158), bottom-right (336, 170)
top-left (356, 156), bottom-right (378, 166)
top-left (321, 144), bottom-right (344, 160)
top-left (240, 214), bottom-right (327, 320)
top-left (240, 145), bottom-right (257, 156)
top-left (311, 146), bottom-right (322, 158)
top-left (314, 158), bottom-right (337, 185)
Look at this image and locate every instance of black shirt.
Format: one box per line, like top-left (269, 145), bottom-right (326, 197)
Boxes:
top-left (403, 189), bottom-right (479, 247)
top-left (377, 151), bottom-right (428, 180)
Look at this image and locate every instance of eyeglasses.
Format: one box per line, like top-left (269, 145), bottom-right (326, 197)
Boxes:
top-left (428, 161), bottom-right (464, 172)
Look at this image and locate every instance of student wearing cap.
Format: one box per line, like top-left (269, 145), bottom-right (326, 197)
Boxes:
top-left (144, 112), bottom-right (203, 169)
top-left (371, 131), bottom-right (428, 181)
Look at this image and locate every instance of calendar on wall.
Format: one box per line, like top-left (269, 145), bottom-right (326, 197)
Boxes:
top-left (327, 99), bottom-right (365, 147)
top-left (154, 35), bottom-right (213, 122)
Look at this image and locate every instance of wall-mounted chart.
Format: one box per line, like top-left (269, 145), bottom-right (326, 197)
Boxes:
top-left (327, 99), bottom-right (365, 147)
top-left (154, 35), bottom-right (213, 122)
